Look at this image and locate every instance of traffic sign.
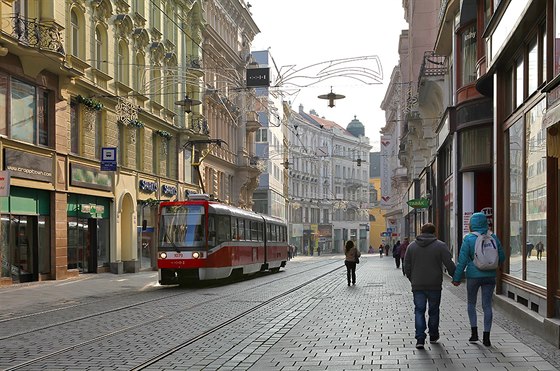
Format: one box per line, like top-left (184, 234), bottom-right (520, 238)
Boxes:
top-left (101, 147), bottom-right (117, 171)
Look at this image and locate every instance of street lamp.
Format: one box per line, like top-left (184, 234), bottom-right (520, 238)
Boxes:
top-left (175, 94), bottom-right (202, 114)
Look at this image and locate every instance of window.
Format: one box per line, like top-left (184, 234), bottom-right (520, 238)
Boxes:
top-left (515, 58), bottom-right (524, 108)
top-left (460, 24), bottom-right (477, 87)
top-left (256, 128), bottom-right (268, 142)
top-left (70, 99), bottom-right (79, 153)
top-left (133, 53), bottom-right (144, 93)
top-left (95, 27), bottom-right (104, 71)
top-left (0, 76), bottom-right (50, 146)
top-left (460, 126), bottom-right (492, 169)
top-left (117, 41), bottom-right (129, 85)
top-left (555, 0), bottom-right (560, 76)
top-left (136, 128), bottom-right (143, 171)
top-left (505, 99), bottom-right (547, 287)
top-left (528, 38), bottom-right (538, 95)
top-left (150, 1), bottom-right (161, 30)
top-left (133, 0), bottom-right (145, 16)
top-left (70, 10), bottom-right (80, 57)
top-left (94, 110), bottom-right (102, 159)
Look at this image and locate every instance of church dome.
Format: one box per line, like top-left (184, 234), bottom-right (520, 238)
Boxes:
top-left (347, 116), bottom-right (365, 137)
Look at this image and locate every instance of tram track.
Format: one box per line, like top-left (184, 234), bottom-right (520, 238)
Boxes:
top-left (130, 265), bottom-right (344, 371)
top-left (0, 259), bottom-right (342, 363)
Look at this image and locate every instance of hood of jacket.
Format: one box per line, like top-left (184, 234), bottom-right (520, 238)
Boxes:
top-left (415, 233), bottom-right (437, 247)
top-left (470, 212), bottom-right (489, 234)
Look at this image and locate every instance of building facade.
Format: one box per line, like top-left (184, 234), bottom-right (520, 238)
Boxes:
top-left (0, 0), bottom-right (259, 285)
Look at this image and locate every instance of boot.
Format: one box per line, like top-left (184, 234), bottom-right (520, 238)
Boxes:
top-left (483, 332), bottom-right (491, 346)
top-left (469, 327), bottom-right (479, 343)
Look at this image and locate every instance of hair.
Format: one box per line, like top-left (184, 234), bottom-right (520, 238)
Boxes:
top-left (421, 223), bottom-right (436, 234)
top-left (345, 240), bottom-right (354, 253)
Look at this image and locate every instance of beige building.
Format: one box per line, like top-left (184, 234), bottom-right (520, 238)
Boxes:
top-left (0, 0), bottom-right (258, 285)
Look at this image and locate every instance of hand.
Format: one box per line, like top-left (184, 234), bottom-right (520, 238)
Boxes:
top-left (452, 281), bottom-right (460, 286)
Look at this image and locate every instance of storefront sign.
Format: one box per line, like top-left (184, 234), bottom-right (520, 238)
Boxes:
top-left (162, 184), bottom-right (177, 196)
top-left (0, 170), bottom-right (10, 197)
top-left (70, 163), bottom-right (112, 191)
top-left (407, 198), bottom-right (429, 208)
top-left (4, 148), bottom-right (52, 182)
top-left (139, 180), bottom-right (158, 193)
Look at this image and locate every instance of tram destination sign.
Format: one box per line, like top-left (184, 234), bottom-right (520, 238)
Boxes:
top-left (407, 198), bottom-right (429, 209)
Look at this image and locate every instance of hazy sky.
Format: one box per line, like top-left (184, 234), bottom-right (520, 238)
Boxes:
top-left (250, 1), bottom-right (408, 151)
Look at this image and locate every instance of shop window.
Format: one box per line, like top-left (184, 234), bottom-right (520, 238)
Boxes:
top-left (505, 99), bottom-right (547, 287)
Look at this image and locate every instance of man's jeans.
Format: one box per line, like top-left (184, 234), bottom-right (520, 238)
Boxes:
top-left (413, 290), bottom-right (442, 340)
top-left (467, 277), bottom-right (496, 332)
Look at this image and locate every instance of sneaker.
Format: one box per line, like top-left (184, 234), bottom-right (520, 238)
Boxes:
top-left (429, 335), bottom-right (439, 344)
top-left (415, 339), bottom-right (425, 349)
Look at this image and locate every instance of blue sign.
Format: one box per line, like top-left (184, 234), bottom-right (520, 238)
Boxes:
top-left (387, 227), bottom-right (393, 233)
top-left (101, 147), bottom-right (117, 171)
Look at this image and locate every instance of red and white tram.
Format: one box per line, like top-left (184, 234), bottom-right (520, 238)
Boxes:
top-left (157, 194), bottom-right (289, 285)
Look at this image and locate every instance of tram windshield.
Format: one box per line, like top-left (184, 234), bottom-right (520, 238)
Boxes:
top-left (159, 205), bottom-right (205, 248)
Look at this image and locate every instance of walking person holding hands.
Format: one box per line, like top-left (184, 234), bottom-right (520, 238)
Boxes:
top-left (344, 240), bottom-right (361, 286)
top-left (404, 223), bottom-right (456, 349)
top-left (452, 212), bottom-right (505, 347)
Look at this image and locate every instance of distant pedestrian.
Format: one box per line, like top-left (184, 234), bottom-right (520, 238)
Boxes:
top-left (384, 243), bottom-right (390, 256)
top-left (368, 245), bottom-right (374, 254)
top-left (404, 223), bottom-right (456, 350)
top-left (379, 244), bottom-right (384, 258)
top-left (535, 241), bottom-right (544, 260)
top-left (344, 240), bottom-right (361, 286)
top-left (400, 237), bottom-right (409, 276)
top-left (526, 242), bottom-right (534, 258)
top-left (452, 212), bottom-right (505, 347)
top-left (393, 240), bottom-right (401, 268)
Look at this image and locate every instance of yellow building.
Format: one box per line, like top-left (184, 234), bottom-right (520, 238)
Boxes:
top-left (368, 153), bottom-right (385, 250)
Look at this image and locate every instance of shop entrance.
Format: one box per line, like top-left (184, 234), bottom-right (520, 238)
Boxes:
top-left (68, 218), bottom-right (98, 273)
top-left (8, 215), bottom-right (38, 283)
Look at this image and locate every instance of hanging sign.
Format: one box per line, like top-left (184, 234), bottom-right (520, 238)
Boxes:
top-left (407, 198), bottom-right (430, 209)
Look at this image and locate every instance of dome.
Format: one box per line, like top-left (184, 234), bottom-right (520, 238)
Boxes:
top-left (347, 116), bottom-right (364, 137)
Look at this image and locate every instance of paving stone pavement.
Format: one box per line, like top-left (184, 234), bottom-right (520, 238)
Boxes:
top-left (249, 255), bottom-right (560, 371)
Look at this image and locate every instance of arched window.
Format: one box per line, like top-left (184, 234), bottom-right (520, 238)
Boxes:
top-left (70, 10), bottom-right (79, 57)
top-left (95, 27), bottom-right (103, 71)
top-left (117, 41), bottom-right (129, 85)
top-left (133, 53), bottom-right (144, 93)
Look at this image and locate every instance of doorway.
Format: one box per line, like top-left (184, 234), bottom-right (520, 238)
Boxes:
top-left (68, 217), bottom-right (98, 273)
top-left (8, 215), bottom-right (38, 283)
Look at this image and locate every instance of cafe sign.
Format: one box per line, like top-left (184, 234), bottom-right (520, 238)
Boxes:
top-left (407, 198), bottom-right (430, 209)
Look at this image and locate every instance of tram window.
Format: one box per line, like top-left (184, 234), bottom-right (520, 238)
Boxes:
top-left (238, 219), bottom-right (245, 240)
top-left (232, 218), bottom-right (238, 240)
top-left (258, 222), bottom-right (264, 242)
top-left (211, 215), bottom-right (230, 245)
top-left (251, 221), bottom-right (258, 241)
top-left (266, 224), bottom-right (271, 241)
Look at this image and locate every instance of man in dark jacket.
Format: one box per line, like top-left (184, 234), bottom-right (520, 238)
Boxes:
top-left (404, 223), bottom-right (456, 349)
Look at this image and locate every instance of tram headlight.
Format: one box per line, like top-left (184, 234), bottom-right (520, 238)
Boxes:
top-left (159, 252), bottom-right (167, 259)
top-left (192, 251), bottom-right (200, 259)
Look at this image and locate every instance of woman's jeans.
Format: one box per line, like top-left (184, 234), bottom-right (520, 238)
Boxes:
top-left (412, 290), bottom-right (442, 340)
top-left (467, 277), bottom-right (496, 332)
top-left (345, 261), bottom-right (356, 284)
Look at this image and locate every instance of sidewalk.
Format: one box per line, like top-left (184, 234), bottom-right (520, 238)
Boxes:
top-left (250, 254), bottom-right (560, 370)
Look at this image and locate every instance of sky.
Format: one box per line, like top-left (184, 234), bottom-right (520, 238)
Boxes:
top-left (250, 1), bottom-right (408, 152)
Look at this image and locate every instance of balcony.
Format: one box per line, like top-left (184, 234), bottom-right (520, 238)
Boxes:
top-left (3, 15), bottom-right (65, 56)
top-left (188, 116), bottom-right (210, 137)
top-left (186, 56), bottom-right (204, 77)
top-left (246, 110), bottom-right (261, 132)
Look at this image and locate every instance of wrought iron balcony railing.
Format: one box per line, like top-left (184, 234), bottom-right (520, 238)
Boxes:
top-left (7, 15), bottom-right (64, 55)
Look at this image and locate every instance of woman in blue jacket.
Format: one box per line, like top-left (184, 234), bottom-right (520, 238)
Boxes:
top-left (452, 212), bottom-right (505, 347)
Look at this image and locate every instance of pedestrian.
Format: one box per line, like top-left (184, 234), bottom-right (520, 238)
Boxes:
top-left (404, 223), bottom-right (456, 349)
top-left (452, 212), bottom-right (505, 347)
top-left (526, 242), bottom-right (534, 258)
top-left (384, 243), bottom-right (390, 256)
top-left (344, 240), bottom-right (361, 286)
top-left (368, 245), bottom-right (374, 254)
top-left (379, 244), bottom-right (384, 258)
top-left (400, 237), bottom-right (409, 276)
top-left (393, 240), bottom-right (401, 268)
top-left (535, 241), bottom-right (544, 260)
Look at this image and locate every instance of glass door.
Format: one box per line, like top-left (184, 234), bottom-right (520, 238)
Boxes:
top-left (9, 215), bottom-right (37, 283)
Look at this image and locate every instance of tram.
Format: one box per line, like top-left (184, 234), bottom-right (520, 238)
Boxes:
top-left (157, 194), bottom-right (289, 285)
